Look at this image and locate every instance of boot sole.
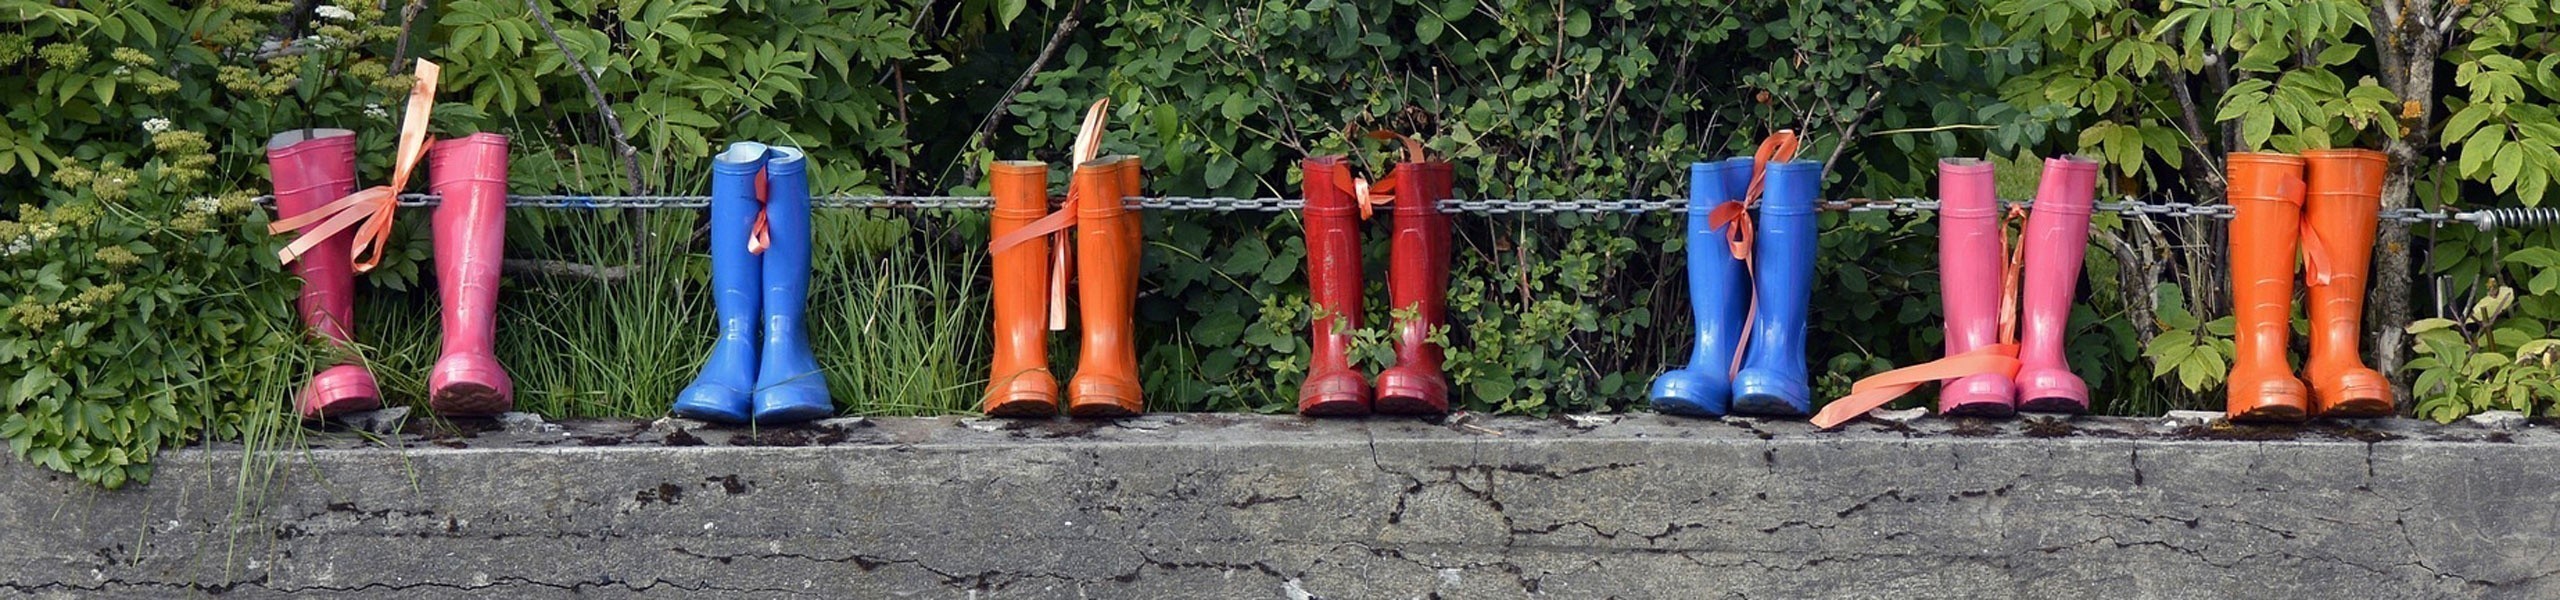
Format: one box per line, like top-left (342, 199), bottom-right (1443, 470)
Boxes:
top-left (431, 383), bottom-right (511, 417)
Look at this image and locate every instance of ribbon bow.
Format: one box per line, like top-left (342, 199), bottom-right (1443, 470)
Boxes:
top-left (1707, 130), bottom-right (1801, 378)
top-left (986, 98), bottom-right (1114, 330)
top-left (1329, 128), bottom-right (1429, 219)
top-left (269, 59), bottom-right (441, 272)
top-left (1811, 205), bottom-right (2032, 429)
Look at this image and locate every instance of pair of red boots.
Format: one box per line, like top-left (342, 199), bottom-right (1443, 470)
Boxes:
top-left (265, 129), bottom-right (513, 419)
top-left (1294, 149), bottom-right (1454, 417)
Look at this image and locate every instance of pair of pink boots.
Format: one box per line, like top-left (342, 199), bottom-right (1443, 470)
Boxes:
top-left (1934, 157), bottom-right (2102, 416)
top-left (266, 129), bottom-right (514, 419)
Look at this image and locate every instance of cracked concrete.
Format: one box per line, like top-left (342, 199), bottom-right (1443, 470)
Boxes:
top-left (3, 414), bottom-right (2557, 599)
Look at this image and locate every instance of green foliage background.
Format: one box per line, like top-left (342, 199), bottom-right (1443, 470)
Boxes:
top-left (3, 0), bottom-right (2556, 486)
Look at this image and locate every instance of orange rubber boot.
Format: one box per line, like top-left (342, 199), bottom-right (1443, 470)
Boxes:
top-left (1067, 155), bottom-right (1145, 417)
top-left (2302, 150), bottom-right (2393, 418)
top-left (983, 161), bottom-right (1060, 417)
top-left (2225, 153), bottom-right (2311, 422)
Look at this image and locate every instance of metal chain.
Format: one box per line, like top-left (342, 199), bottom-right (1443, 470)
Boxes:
top-left (251, 193), bottom-right (2526, 229)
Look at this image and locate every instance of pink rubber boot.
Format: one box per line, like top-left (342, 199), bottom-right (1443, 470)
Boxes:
top-left (426, 133), bottom-right (515, 416)
top-left (1935, 158), bottom-right (2018, 416)
top-left (2015, 156), bottom-right (2102, 413)
top-left (266, 129), bottom-right (383, 419)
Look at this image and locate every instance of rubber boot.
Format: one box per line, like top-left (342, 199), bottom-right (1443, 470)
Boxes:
top-left (2015, 156), bottom-right (2101, 414)
top-left (1935, 158), bottom-right (2018, 417)
top-left (670, 142), bottom-right (766, 424)
top-left (2226, 152), bottom-right (2312, 422)
top-left (1731, 160), bottom-right (1823, 417)
top-left (1376, 160), bottom-right (1455, 415)
top-left (751, 146), bottom-right (833, 425)
top-left (1649, 159), bottom-right (1753, 417)
top-left (983, 161), bottom-right (1060, 417)
top-left (425, 133), bottom-right (515, 416)
top-left (2303, 149), bottom-right (2392, 418)
top-left (266, 129), bottom-right (382, 419)
top-left (1298, 156), bottom-right (1373, 416)
top-left (1068, 155), bottom-right (1145, 417)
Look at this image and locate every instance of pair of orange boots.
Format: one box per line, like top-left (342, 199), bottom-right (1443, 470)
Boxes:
top-left (980, 156), bottom-right (1147, 418)
top-left (2225, 150), bottom-right (2394, 422)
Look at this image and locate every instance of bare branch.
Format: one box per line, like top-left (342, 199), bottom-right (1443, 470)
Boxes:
top-left (964, 0), bottom-right (1092, 156)
top-left (389, 0), bottom-right (428, 72)
top-left (2433, 1), bottom-right (2469, 39)
top-left (501, 259), bottom-right (631, 282)
top-left (526, 0), bottom-right (649, 196)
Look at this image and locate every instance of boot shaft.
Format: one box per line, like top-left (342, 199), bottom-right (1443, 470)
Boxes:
top-left (1387, 160), bottom-right (1454, 368)
top-left (2226, 152), bottom-right (2307, 364)
top-left (2303, 150), bottom-right (2386, 287)
top-left (1069, 155), bottom-right (1146, 415)
top-left (1936, 158), bottom-right (2004, 356)
top-left (1300, 156), bottom-right (1366, 365)
top-left (2017, 155), bottom-right (2100, 365)
top-left (265, 129), bottom-right (362, 342)
top-left (1684, 160), bottom-right (1752, 368)
top-left (427, 133), bottom-right (510, 357)
top-left (987, 160), bottom-right (1053, 356)
top-left (1750, 160), bottom-right (1824, 331)
top-left (757, 146), bottom-right (814, 324)
top-left (706, 143), bottom-right (769, 344)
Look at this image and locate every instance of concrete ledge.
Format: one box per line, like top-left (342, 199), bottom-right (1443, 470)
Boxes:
top-left (4, 414), bottom-right (2557, 599)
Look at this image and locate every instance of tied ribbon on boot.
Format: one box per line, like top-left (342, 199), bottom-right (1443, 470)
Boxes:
top-left (1810, 205), bottom-right (2032, 430)
top-left (749, 166), bottom-right (772, 254)
top-left (1706, 130), bottom-right (1801, 379)
top-left (269, 59), bottom-right (441, 272)
top-left (2300, 210), bottom-right (2339, 286)
top-left (1329, 127), bottom-right (1430, 220)
top-left (987, 98), bottom-right (1113, 330)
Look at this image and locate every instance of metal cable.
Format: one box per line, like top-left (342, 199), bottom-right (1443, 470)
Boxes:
top-left (248, 193), bottom-right (2538, 230)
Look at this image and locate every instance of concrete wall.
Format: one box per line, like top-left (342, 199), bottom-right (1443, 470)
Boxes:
top-left (2, 413), bottom-right (2554, 599)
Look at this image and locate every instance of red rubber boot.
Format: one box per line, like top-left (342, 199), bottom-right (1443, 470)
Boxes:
top-left (266, 129), bottom-right (382, 419)
top-left (1375, 160), bottom-right (1454, 415)
top-left (1297, 156), bottom-right (1373, 416)
top-left (426, 133), bottom-right (515, 416)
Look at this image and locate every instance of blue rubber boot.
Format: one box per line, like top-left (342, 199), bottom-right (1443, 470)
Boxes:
top-left (671, 143), bottom-right (767, 423)
top-left (751, 146), bottom-right (835, 425)
top-left (1648, 159), bottom-right (1754, 417)
top-left (1731, 160), bottom-right (1823, 417)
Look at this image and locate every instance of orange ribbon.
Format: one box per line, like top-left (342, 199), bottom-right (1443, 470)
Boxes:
top-left (1330, 128), bottom-right (1428, 219)
top-left (987, 98), bottom-right (1112, 330)
top-left (2300, 223), bottom-right (2336, 286)
top-left (748, 166), bottom-right (773, 254)
top-left (1710, 130), bottom-right (1801, 377)
top-left (1812, 205), bottom-right (2032, 429)
top-left (269, 59), bottom-right (441, 272)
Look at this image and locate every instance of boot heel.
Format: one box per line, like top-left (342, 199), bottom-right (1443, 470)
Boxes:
top-left (1375, 368), bottom-right (1448, 415)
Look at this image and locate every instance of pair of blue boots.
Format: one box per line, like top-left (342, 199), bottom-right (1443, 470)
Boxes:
top-left (1649, 156), bottom-right (1824, 417)
top-left (671, 142), bottom-right (834, 425)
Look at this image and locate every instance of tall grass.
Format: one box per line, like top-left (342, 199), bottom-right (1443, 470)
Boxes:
top-left (348, 207), bottom-right (990, 420)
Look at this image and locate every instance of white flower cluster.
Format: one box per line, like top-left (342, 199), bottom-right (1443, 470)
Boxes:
top-left (142, 117), bottom-right (171, 134)
top-left (314, 5), bottom-right (356, 21)
top-left (364, 103), bottom-right (388, 119)
top-left (0, 236), bottom-right (29, 258)
top-left (186, 196), bottom-right (220, 214)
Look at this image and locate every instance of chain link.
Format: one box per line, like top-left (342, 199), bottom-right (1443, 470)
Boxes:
top-left (255, 193), bottom-right (2519, 229)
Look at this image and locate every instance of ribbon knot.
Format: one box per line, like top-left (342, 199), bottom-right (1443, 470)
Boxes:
top-left (269, 59), bottom-right (441, 272)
